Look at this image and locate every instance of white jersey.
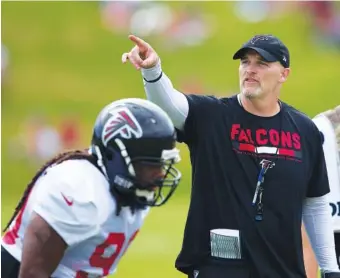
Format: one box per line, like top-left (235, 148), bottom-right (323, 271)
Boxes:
top-left (1, 160), bottom-right (149, 277)
top-left (313, 114), bottom-right (340, 232)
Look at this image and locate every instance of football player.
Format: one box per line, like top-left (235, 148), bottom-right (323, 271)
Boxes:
top-left (303, 105), bottom-right (340, 278)
top-left (1, 98), bottom-right (182, 278)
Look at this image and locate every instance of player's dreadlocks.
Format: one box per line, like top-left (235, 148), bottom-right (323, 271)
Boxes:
top-left (3, 149), bottom-right (99, 232)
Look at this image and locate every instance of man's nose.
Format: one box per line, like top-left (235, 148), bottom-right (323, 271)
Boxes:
top-left (245, 63), bottom-right (257, 74)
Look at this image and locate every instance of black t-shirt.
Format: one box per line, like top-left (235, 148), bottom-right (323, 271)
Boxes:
top-left (175, 94), bottom-right (330, 278)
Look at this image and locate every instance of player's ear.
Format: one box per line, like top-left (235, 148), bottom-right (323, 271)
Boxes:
top-left (279, 67), bottom-right (290, 83)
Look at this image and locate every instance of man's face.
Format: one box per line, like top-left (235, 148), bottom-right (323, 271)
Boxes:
top-left (133, 162), bottom-right (165, 189)
top-left (238, 50), bottom-right (289, 99)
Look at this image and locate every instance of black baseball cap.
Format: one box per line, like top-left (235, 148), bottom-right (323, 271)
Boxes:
top-left (233, 34), bottom-right (290, 68)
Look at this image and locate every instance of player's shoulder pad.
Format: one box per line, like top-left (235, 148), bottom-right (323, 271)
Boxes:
top-left (38, 159), bottom-right (110, 205)
top-left (34, 159), bottom-right (117, 225)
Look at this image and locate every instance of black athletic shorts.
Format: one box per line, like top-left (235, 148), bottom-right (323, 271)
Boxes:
top-left (335, 232), bottom-right (340, 268)
top-left (1, 245), bottom-right (21, 278)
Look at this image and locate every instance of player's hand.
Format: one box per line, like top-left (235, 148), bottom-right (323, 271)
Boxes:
top-left (122, 35), bottom-right (159, 70)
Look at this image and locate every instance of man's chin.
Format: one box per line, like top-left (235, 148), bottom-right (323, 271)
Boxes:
top-left (241, 90), bottom-right (260, 99)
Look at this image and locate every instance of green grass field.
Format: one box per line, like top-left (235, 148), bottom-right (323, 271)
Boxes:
top-left (1, 2), bottom-right (339, 277)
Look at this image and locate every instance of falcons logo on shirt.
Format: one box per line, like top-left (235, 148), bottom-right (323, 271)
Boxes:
top-left (102, 107), bottom-right (143, 146)
top-left (259, 159), bottom-right (275, 174)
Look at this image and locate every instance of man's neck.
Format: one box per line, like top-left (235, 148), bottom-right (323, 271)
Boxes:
top-left (238, 94), bottom-right (281, 117)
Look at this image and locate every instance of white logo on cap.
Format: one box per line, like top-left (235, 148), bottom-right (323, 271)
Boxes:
top-left (282, 56), bottom-right (287, 62)
top-left (251, 35), bottom-right (270, 45)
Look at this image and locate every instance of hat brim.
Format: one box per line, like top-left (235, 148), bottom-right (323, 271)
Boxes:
top-left (233, 47), bottom-right (277, 62)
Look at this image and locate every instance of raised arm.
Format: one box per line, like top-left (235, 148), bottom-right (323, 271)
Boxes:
top-left (122, 35), bottom-right (188, 131)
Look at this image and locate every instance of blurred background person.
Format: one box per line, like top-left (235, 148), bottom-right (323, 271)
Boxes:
top-left (303, 106), bottom-right (340, 278)
top-left (1, 2), bottom-right (340, 277)
top-left (99, 1), bottom-right (215, 51)
top-left (58, 114), bottom-right (81, 151)
top-left (2, 43), bottom-right (10, 84)
top-left (7, 114), bottom-right (62, 165)
top-left (300, 2), bottom-right (340, 50)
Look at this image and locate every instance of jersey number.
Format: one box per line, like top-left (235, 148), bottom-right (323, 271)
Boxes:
top-left (76, 230), bottom-right (139, 277)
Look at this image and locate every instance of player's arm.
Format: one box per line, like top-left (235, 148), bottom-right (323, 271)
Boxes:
top-left (302, 224), bottom-right (318, 278)
top-left (19, 163), bottom-right (99, 277)
top-left (19, 213), bottom-right (66, 278)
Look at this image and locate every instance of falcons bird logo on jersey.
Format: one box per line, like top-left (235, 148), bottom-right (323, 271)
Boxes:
top-left (102, 107), bottom-right (143, 146)
top-left (259, 159), bottom-right (275, 174)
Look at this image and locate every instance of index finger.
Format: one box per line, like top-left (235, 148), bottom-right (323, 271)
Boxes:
top-left (129, 35), bottom-right (149, 49)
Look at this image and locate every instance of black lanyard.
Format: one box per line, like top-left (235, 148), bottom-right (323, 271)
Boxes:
top-left (252, 159), bottom-right (276, 221)
top-left (237, 94), bottom-right (283, 221)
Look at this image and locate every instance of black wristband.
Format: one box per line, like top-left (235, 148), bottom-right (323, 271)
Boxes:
top-left (143, 71), bottom-right (163, 83)
top-left (321, 272), bottom-right (340, 278)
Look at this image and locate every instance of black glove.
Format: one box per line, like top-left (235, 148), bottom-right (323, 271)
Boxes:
top-left (321, 272), bottom-right (340, 278)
